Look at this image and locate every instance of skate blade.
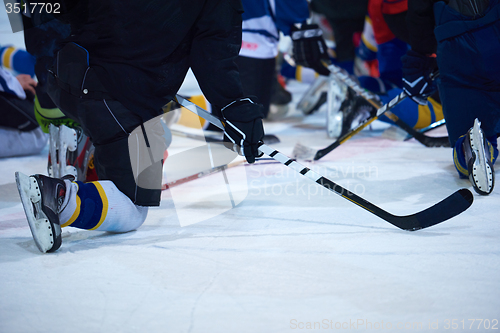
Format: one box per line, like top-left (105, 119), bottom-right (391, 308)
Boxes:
top-left (59, 125), bottom-right (78, 152)
top-left (469, 119), bottom-right (494, 195)
top-left (15, 172), bottom-right (55, 253)
top-left (292, 143), bottom-right (317, 161)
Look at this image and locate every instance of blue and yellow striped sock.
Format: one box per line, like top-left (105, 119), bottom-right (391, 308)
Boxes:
top-left (0, 46), bottom-right (36, 77)
top-left (61, 181), bottom-right (108, 230)
top-left (59, 180), bottom-right (148, 232)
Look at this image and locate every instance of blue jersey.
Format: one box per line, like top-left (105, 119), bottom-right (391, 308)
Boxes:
top-left (240, 0), bottom-right (309, 59)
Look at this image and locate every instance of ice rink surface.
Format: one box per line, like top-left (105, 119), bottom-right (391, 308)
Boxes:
top-left (1, 12), bottom-right (499, 333)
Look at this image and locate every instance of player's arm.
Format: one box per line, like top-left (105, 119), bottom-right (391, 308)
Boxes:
top-left (402, 0), bottom-right (438, 105)
top-left (0, 67), bottom-right (27, 99)
top-left (406, 0), bottom-right (437, 55)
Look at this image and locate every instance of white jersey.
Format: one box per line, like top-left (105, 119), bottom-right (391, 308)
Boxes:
top-left (239, 0), bottom-right (309, 59)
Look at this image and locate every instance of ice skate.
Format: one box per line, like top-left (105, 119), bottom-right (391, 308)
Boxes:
top-left (333, 91), bottom-right (376, 139)
top-left (463, 118), bottom-right (495, 195)
top-left (15, 172), bottom-right (68, 253)
top-left (47, 124), bottom-right (96, 182)
top-left (297, 75), bottom-right (329, 115)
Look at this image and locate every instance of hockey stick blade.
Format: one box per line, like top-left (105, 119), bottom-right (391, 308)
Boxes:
top-left (292, 142), bottom-right (318, 161)
top-left (406, 118), bottom-right (446, 139)
top-left (420, 118), bottom-right (446, 133)
top-left (404, 119), bottom-right (449, 147)
top-left (390, 188), bottom-right (473, 230)
top-left (388, 114), bottom-right (450, 148)
top-left (176, 94), bottom-right (474, 230)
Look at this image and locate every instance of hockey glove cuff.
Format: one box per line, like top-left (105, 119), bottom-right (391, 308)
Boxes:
top-left (291, 24), bottom-right (331, 76)
top-left (221, 97), bottom-right (265, 164)
top-left (402, 50), bottom-right (438, 105)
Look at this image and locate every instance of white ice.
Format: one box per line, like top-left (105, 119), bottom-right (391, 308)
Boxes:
top-left (1, 12), bottom-right (499, 333)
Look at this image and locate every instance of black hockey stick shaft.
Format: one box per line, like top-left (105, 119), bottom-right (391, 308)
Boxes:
top-left (176, 95), bottom-right (473, 230)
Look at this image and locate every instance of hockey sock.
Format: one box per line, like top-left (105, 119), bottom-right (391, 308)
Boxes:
top-left (453, 134), bottom-right (498, 179)
top-left (0, 46), bottom-right (36, 77)
top-left (59, 180), bottom-right (148, 232)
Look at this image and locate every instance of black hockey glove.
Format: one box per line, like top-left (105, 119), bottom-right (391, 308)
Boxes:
top-left (291, 23), bottom-right (331, 76)
top-left (402, 50), bottom-right (438, 105)
top-left (221, 97), bottom-right (265, 164)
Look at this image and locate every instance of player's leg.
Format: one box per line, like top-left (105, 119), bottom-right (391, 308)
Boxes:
top-left (235, 56), bottom-right (275, 119)
top-left (17, 43), bottom-right (163, 252)
top-left (434, 0), bottom-right (500, 193)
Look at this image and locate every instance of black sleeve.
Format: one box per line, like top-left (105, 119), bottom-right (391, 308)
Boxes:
top-left (383, 11), bottom-right (410, 44)
top-left (406, 0), bottom-right (437, 54)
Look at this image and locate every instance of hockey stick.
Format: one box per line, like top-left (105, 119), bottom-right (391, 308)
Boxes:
top-left (405, 118), bottom-right (446, 140)
top-left (293, 67), bottom-right (448, 161)
top-left (162, 157), bottom-right (277, 190)
top-left (171, 127), bottom-right (281, 145)
top-left (162, 158), bottom-right (244, 190)
top-left (171, 128), bottom-right (223, 143)
top-left (176, 94), bottom-right (473, 231)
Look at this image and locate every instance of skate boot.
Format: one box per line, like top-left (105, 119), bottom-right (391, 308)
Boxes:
top-left (15, 172), bottom-right (69, 253)
top-left (336, 93), bottom-right (376, 139)
top-left (463, 118), bottom-right (495, 195)
top-left (297, 75), bottom-right (329, 115)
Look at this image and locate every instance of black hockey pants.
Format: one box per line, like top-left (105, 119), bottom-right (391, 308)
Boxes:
top-left (47, 43), bottom-right (162, 206)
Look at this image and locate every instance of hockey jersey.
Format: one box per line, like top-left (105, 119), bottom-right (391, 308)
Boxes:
top-left (240, 0), bottom-right (309, 59)
top-left (381, 0), bottom-right (408, 14)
